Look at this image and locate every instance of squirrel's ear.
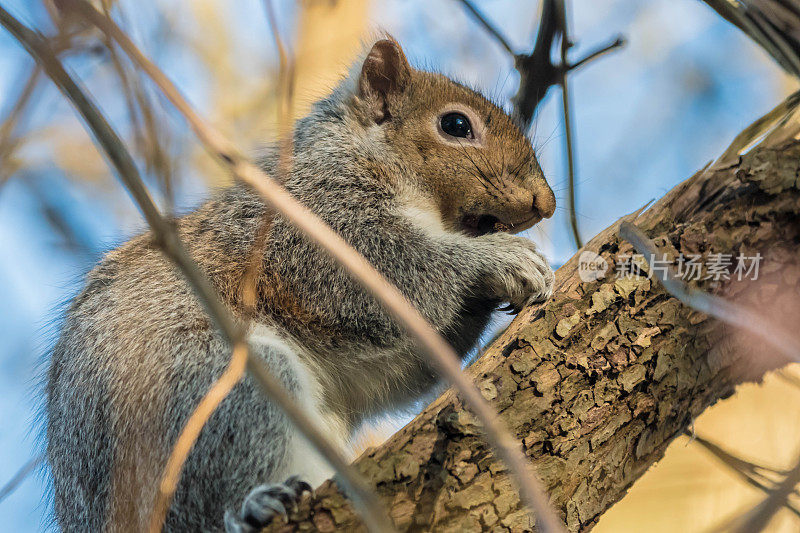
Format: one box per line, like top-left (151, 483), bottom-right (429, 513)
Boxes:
top-left (358, 39), bottom-right (411, 124)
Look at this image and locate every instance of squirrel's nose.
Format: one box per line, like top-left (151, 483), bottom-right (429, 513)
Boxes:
top-left (533, 186), bottom-right (556, 219)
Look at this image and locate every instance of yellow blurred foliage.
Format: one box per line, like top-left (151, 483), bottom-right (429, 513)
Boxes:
top-left (183, 0), bottom-right (368, 187)
top-left (597, 366), bottom-right (800, 533)
top-left (291, 0), bottom-right (369, 120)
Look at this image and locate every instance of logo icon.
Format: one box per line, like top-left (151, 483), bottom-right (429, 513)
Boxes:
top-left (578, 250), bottom-right (608, 282)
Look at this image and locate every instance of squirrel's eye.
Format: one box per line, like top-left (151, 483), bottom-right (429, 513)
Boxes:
top-left (440, 112), bottom-right (473, 139)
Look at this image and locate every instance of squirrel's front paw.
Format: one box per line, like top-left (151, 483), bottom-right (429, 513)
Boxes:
top-left (224, 476), bottom-right (312, 533)
top-left (480, 233), bottom-right (554, 314)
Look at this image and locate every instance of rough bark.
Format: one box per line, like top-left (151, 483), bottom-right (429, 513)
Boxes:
top-left (266, 111), bottom-right (800, 532)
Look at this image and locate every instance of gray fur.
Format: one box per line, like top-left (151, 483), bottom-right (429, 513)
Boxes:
top-left (46, 39), bottom-right (554, 532)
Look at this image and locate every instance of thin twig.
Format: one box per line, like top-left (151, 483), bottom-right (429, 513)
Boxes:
top-left (263, 0), bottom-right (294, 180)
top-left (71, 1), bottom-right (566, 530)
top-left (241, 0), bottom-right (296, 311)
top-left (100, 11), bottom-right (175, 210)
top-left (0, 8), bottom-right (394, 533)
top-left (619, 222), bottom-right (800, 364)
top-left (152, 344), bottom-right (248, 532)
top-left (733, 453), bottom-right (800, 532)
top-left (556, 0), bottom-right (582, 249)
top-left (457, 0), bottom-right (515, 55)
top-left (568, 36), bottom-right (625, 71)
top-left (457, 0), bottom-right (620, 250)
top-left (0, 453), bottom-right (43, 505)
top-left (0, 64), bottom-right (41, 186)
top-left (685, 432), bottom-right (800, 519)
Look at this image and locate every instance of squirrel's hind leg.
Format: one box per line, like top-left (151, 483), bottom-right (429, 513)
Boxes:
top-left (164, 326), bottom-right (327, 531)
top-left (216, 326), bottom-right (350, 531)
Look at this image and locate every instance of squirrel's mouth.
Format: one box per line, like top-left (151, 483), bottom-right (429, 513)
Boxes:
top-left (460, 214), bottom-right (501, 237)
top-left (460, 213), bottom-right (541, 237)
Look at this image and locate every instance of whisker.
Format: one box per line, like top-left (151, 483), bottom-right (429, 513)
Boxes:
top-left (455, 140), bottom-right (505, 194)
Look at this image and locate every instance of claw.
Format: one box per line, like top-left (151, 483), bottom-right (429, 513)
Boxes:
top-left (285, 475), bottom-right (313, 497)
top-left (225, 477), bottom-right (313, 533)
top-left (243, 494), bottom-right (286, 525)
top-left (284, 476), bottom-right (313, 511)
top-left (267, 484), bottom-right (297, 507)
top-left (224, 509), bottom-right (255, 533)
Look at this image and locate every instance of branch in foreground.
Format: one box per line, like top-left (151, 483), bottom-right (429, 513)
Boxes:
top-left (267, 93), bottom-right (800, 531)
top-left (0, 64), bottom-right (40, 187)
top-left (701, 0), bottom-right (800, 79)
top-left (619, 221), bottom-right (800, 363)
top-left (67, 1), bottom-right (565, 530)
top-left (457, 0), bottom-right (515, 55)
top-left (0, 7), bottom-right (393, 533)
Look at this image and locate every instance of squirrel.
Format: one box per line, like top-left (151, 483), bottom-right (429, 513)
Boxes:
top-left (45, 38), bottom-right (556, 532)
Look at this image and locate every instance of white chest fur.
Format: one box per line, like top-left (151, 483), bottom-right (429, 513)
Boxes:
top-left (248, 325), bottom-right (353, 487)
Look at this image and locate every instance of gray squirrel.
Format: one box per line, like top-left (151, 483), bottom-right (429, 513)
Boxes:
top-left (45, 38), bottom-right (556, 532)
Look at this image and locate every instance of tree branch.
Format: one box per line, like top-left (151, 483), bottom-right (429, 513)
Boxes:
top-left (456, 0), bottom-right (515, 56)
top-left (702, 0), bottom-right (800, 79)
top-left (619, 221), bottom-right (800, 363)
top-left (0, 453), bottom-right (43, 505)
top-left (555, 1), bottom-right (582, 249)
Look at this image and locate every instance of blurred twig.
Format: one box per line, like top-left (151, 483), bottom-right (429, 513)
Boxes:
top-left (155, 344), bottom-right (248, 533)
top-left (0, 26), bottom-right (117, 190)
top-left (620, 222), bottom-right (800, 364)
top-left (0, 64), bottom-right (41, 187)
top-left (457, 0), bottom-right (515, 55)
top-left (71, 1), bottom-right (566, 531)
top-left (715, 90), bottom-right (800, 167)
top-left (732, 453), bottom-right (800, 532)
top-left (0, 7), bottom-right (394, 533)
top-left (0, 453), bottom-right (43, 505)
top-left (263, 0), bottom-right (295, 177)
top-left (95, 1), bottom-right (175, 209)
top-left (685, 431), bottom-right (800, 518)
top-left (242, 0), bottom-right (296, 311)
top-left (702, 0), bottom-right (800, 79)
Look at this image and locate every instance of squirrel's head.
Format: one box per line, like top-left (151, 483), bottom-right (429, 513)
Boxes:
top-left (352, 38), bottom-right (555, 236)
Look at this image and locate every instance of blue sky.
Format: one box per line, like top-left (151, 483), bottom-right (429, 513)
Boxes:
top-left (0, 1), bottom-right (792, 530)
